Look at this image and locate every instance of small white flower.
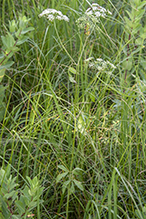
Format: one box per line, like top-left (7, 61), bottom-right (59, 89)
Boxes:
top-left (89, 63), bottom-right (94, 68)
top-left (96, 58), bottom-right (103, 62)
top-left (95, 11), bottom-right (101, 18)
top-left (85, 57), bottom-right (94, 62)
top-left (47, 14), bottom-right (55, 21)
top-left (62, 15), bottom-right (69, 22)
top-left (57, 11), bottom-right (63, 16)
top-left (56, 15), bottom-right (62, 20)
top-left (107, 9), bottom-right (112, 15)
top-left (85, 10), bottom-right (93, 15)
top-left (97, 66), bottom-right (103, 71)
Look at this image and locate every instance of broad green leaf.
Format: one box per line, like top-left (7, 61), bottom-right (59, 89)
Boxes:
top-left (68, 66), bottom-right (78, 74)
top-left (140, 59), bottom-right (146, 70)
top-left (62, 180), bottom-right (70, 194)
top-left (137, 2), bottom-right (146, 10)
top-left (17, 36), bottom-right (29, 45)
top-left (15, 200), bottom-right (25, 215)
top-left (69, 74), bottom-right (76, 83)
top-left (122, 59), bottom-right (132, 71)
top-left (126, 10), bottom-right (135, 21)
top-left (22, 186), bottom-right (31, 202)
top-left (72, 167), bottom-right (84, 175)
top-left (135, 38), bottom-right (143, 45)
top-left (10, 46), bottom-right (20, 53)
top-left (73, 179), bottom-right (84, 191)
top-left (0, 61), bottom-right (14, 70)
top-left (1, 33), bottom-right (15, 48)
top-left (4, 191), bottom-right (17, 199)
top-left (124, 17), bottom-right (133, 29)
top-left (56, 172), bottom-right (68, 184)
top-left (58, 165), bottom-right (69, 172)
top-left (21, 27), bottom-right (35, 34)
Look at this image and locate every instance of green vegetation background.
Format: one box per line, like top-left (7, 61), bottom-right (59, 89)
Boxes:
top-left (0, 0), bottom-right (146, 218)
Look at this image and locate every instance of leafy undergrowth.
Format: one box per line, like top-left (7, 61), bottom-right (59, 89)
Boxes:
top-left (0, 0), bottom-right (146, 218)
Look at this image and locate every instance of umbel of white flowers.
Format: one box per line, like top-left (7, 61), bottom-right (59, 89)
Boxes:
top-left (85, 57), bottom-right (116, 75)
top-left (85, 3), bottom-right (112, 18)
top-left (76, 3), bottom-right (112, 31)
top-left (39, 8), bottom-right (69, 22)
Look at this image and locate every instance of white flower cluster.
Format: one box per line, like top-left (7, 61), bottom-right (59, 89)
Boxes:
top-left (85, 57), bottom-right (116, 74)
top-left (85, 3), bottom-right (112, 18)
top-left (76, 3), bottom-right (112, 34)
top-left (39, 8), bottom-right (69, 22)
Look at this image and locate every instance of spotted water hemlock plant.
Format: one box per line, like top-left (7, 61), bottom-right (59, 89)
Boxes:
top-left (76, 3), bottom-right (112, 35)
top-left (39, 8), bottom-right (69, 22)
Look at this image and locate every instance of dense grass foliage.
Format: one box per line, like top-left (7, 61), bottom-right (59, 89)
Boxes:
top-left (0, 0), bottom-right (146, 218)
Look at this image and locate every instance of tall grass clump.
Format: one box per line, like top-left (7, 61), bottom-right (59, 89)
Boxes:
top-left (0, 0), bottom-right (146, 218)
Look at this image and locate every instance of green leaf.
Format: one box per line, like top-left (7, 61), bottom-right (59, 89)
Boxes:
top-left (4, 191), bottom-right (17, 199)
top-left (12, 215), bottom-right (20, 219)
top-left (26, 176), bottom-right (34, 187)
top-left (56, 172), bottom-right (68, 184)
top-left (78, 116), bottom-right (85, 134)
top-left (17, 36), bottom-right (29, 45)
top-left (135, 38), bottom-right (143, 45)
top-left (124, 17), bottom-right (133, 29)
top-left (0, 61), bottom-right (14, 70)
top-left (69, 74), bottom-right (76, 83)
top-left (1, 33), bottom-right (15, 49)
top-left (62, 180), bottom-right (70, 194)
top-left (58, 165), bottom-right (69, 172)
top-left (68, 66), bottom-right (78, 74)
top-left (73, 179), bottom-right (84, 191)
top-left (0, 69), bottom-right (5, 83)
top-left (89, 91), bottom-right (95, 102)
top-left (137, 2), bottom-right (146, 10)
top-left (9, 19), bottom-right (17, 33)
top-left (22, 186), bottom-right (31, 202)
top-left (21, 27), bottom-right (35, 34)
top-left (69, 182), bottom-right (75, 195)
top-left (140, 59), bottom-right (146, 70)
top-left (0, 196), bottom-right (10, 218)
top-left (15, 200), bottom-right (25, 215)
top-left (122, 59), bottom-right (132, 71)
top-left (72, 168), bottom-right (84, 175)
top-left (0, 53), bottom-right (5, 59)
